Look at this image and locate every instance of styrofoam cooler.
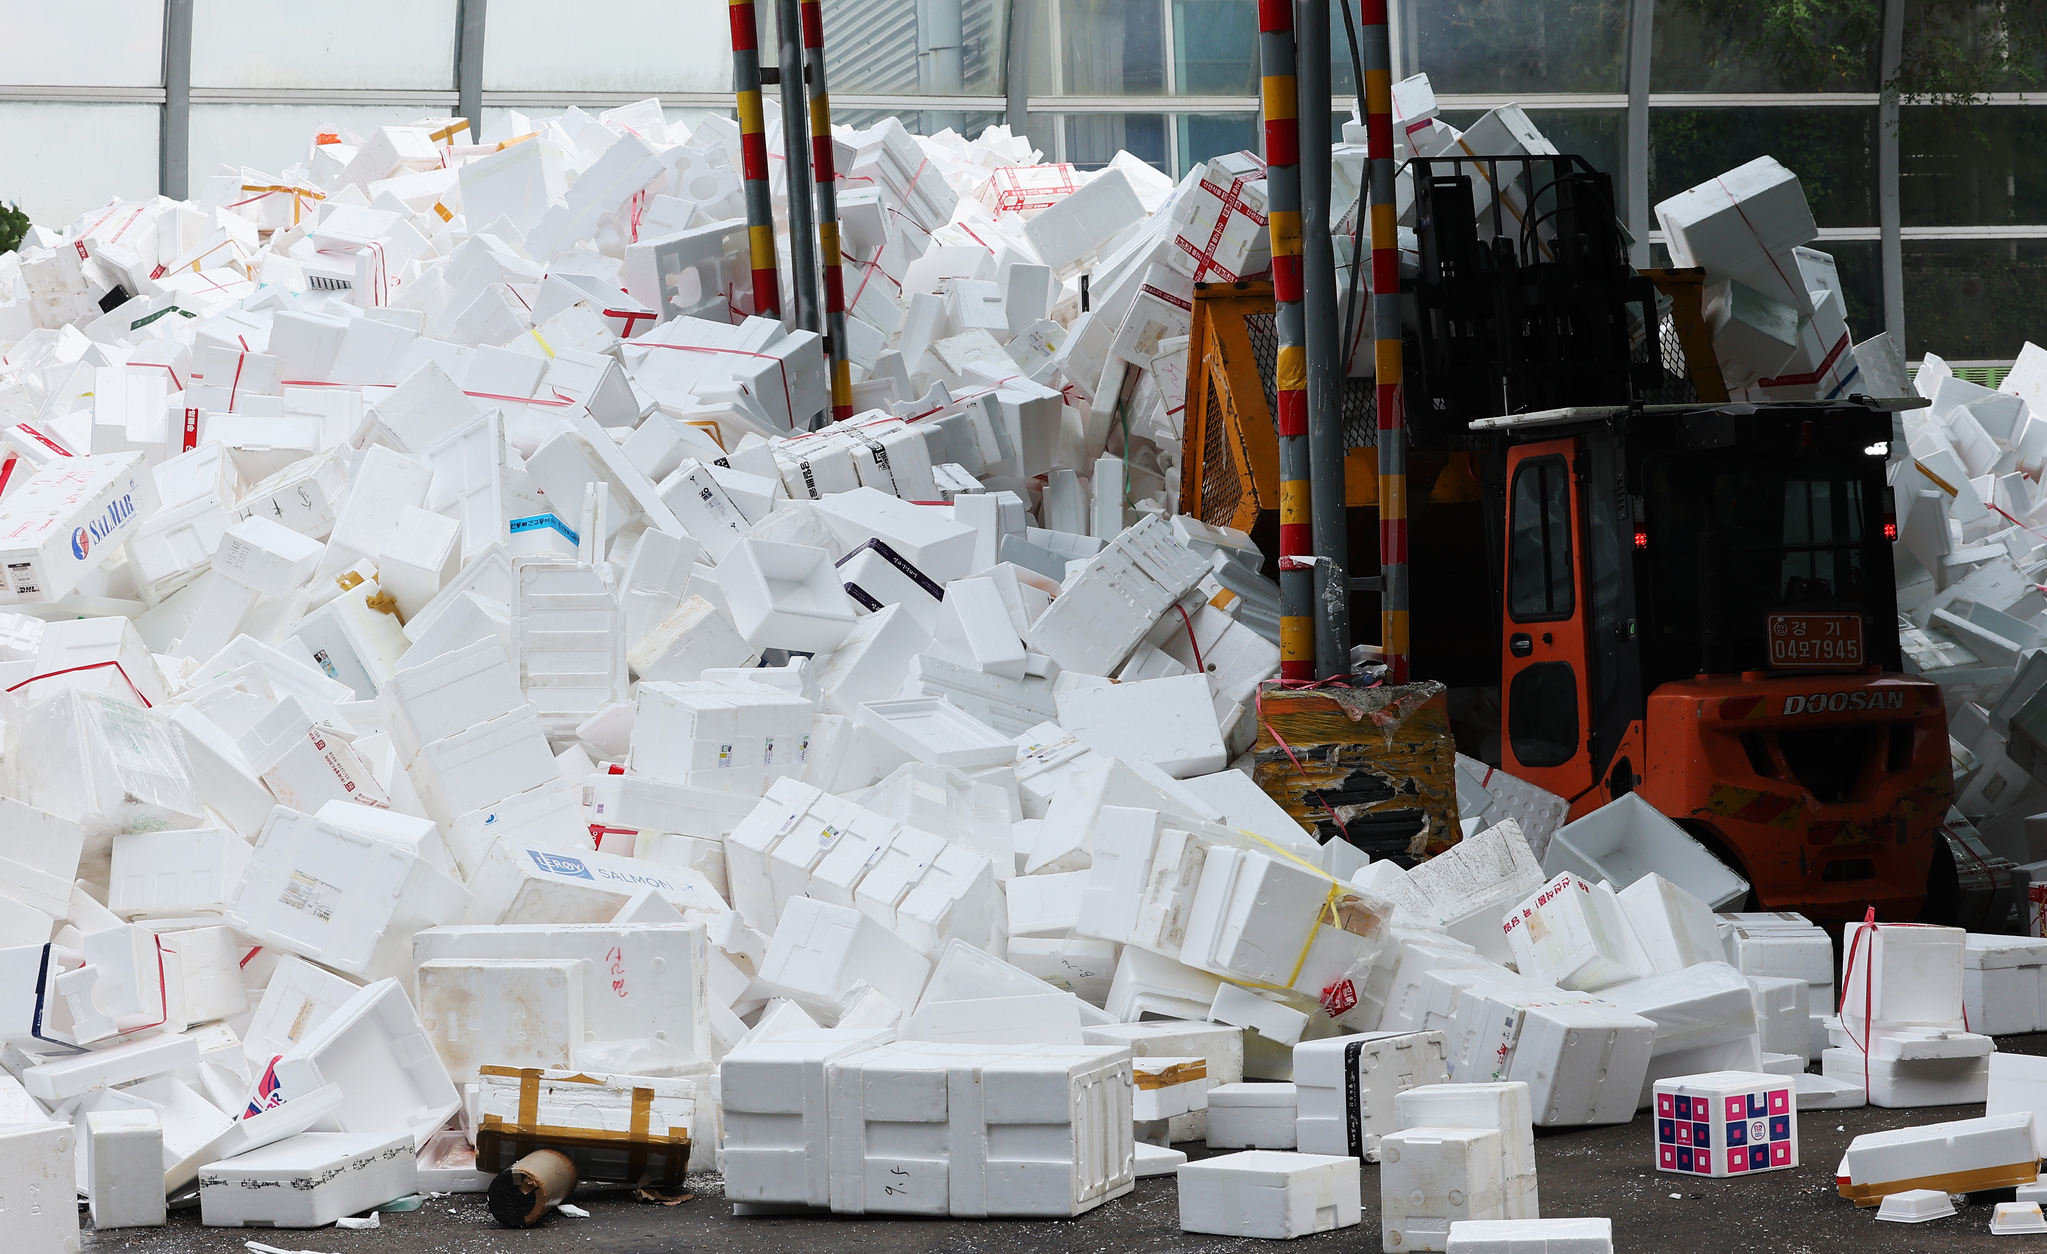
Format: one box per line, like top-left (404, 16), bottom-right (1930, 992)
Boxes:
top-left (1653, 1071), bottom-right (1797, 1178)
top-left (267, 978), bottom-right (462, 1148)
top-left (1541, 793), bottom-right (1750, 909)
top-left (199, 1131), bottom-right (416, 1228)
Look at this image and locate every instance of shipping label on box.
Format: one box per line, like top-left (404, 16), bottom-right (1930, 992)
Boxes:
top-left (0, 452), bottom-right (156, 602)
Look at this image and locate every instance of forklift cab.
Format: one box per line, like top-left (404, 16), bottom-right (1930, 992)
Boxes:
top-left (1487, 401), bottom-right (1954, 921)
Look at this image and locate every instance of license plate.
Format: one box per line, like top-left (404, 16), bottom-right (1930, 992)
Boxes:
top-left (1767, 612), bottom-right (1864, 670)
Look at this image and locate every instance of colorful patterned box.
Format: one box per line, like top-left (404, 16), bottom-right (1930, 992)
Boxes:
top-left (1653, 1071), bottom-right (1797, 1178)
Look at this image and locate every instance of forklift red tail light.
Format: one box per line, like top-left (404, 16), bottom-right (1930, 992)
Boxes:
top-left (1883, 512), bottom-right (1898, 541)
top-left (1634, 522), bottom-right (1649, 550)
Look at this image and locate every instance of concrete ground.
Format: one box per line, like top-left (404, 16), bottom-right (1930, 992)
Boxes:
top-left (86, 1036), bottom-right (2047, 1254)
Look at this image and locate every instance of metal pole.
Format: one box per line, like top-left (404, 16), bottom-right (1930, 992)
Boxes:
top-left (1298, 0), bottom-right (1350, 679)
top-left (456, 0), bottom-right (486, 149)
top-left (1004, 0), bottom-right (1032, 151)
top-left (1262, 0), bottom-right (1314, 683)
top-left (1361, 0), bottom-right (1407, 683)
top-left (801, 0), bottom-right (854, 424)
top-left (777, 0), bottom-right (822, 333)
top-left (729, 0), bottom-right (783, 320)
top-left (1879, 0), bottom-right (1906, 351)
top-left (159, 0), bottom-right (192, 200)
top-left (1625, 0), bottom-right (1652, 268)
top-left (917, 0), bottom-right (967, 135)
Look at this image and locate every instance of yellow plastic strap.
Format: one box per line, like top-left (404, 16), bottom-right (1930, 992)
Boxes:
top-left (1232, 826), bottom-right (1347, 992)
top-left (529, 327), bottom-right (556, 358)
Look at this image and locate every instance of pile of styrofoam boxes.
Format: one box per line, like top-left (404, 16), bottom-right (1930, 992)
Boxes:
top-left (1822, 921), bottom-right (2000, 1107)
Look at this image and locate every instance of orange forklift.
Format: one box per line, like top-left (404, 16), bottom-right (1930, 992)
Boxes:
top-left (1180, 151), bottom-right (2007, 929)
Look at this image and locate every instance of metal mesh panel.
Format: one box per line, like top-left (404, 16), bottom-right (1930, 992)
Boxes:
top-left (1197, 374), bottom-right (1242, 526)
top-left (1243, 309), bottom-right (1381, 449)
top-left (1635, 314), bottom-right (1702, 406)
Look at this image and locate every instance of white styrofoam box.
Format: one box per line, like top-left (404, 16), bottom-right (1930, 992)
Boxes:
top-left (1989, 1052), bottom-right (2047, 1158)
top-left (445, 783), bottom-right (591, 882)
top-left (720, 1027), bottom-right (901, 1206)
top-left (0, 799), bottom-right (84, 917)
top-left (899, 993), bottom-right (1078, 1046)
top-left (723, 537), bottom-right (859, 653)
top-left (928, 576), bottom-right (1028, 683)
top-left (21, 1031), bottom-right (198, 1104)
top-left (375, 507), bottom-right (461, 621)
top-left (270, 978), bottom-right (461, 1148)
top-left (1615, 873), bottom-right (1721, 975)
top-left (1502, 873), bottom-right (1642, 991)
top-left (409, 703), bottom-right (559, 825)
top-left (1007, 936), bottom-right (1119, 1006)
top-left (1452, 757), bottom-right (1569, 865)
top-left (108, 828), bottom-right (250, 918)
top-left (1821, 1044), bottom-right (1990, 1107)
top-left (199, 1131), bottom-right (416, 1228)
top-left (629, 595), bottom-right (758, 682)
top-left (0, 1122), bottom-right (77, 1254)
top-left (287, 580), bottom-right (412, 699)
top-left (1542, 793), bottom-right (1749, 910)
top-left (1396, 1082), bottom-right (1538, 1219)
top-left (1006, 870), bottom-right (1087, 938)
top-left (212, 515), bottom-right (322, 597)
top-left (515, 558), bottom-right (631, 736)
top-left (1382, 1127), bottom-right (1507, 1253)
top-left (1446, 1219), bottom-right (1614, 1254)
top-left (1104, 943), bottom-right (1225, 1023)
top-left (225, 806), bottom-right (469, 979)
top-left (815, 602), bottom-right (932, 718)
top-left (1749, 975), bottom-right (1810, 1058)
top-left (315, 801), bottom-right (457, 881)
top-left (1387, 822), bottom-right (1546, 964)
top-left (465, 842), bottom-right (727, 926)
top-left (1176, 1150), bottom-right (1360, 1240)
top-left (1655, 156), bottom-right (1819, 314)
top-left (895, 843), bottom-right (1005, 959)
top-left (969, 1045), bottom-right (1135, 1217)
top-left (236, 697), bottom-right (392, 815)
top-left (1055, 673), bottom-right (1226, 780)
top-left (87, 1108), bottom-right (164, 1230)
top-left (32, 615), bottom-right (165, 708)
top-left (857, 697), bottom-right (1016, 769)
top-left (1840, 922), bottom-right (1965, 1031)
top-left (242, 953), bottom-right (362, 1075)
top-left (629, 679), bottom-right (816, 794)
top-left (1206, 1081), bottom-right (1299, 1149)
top-left (414, 958), bottom-right (583, 1083)
top-left (815, 488), bottom-right (976, 583)
top-left (1964, 934), bottom-right (2047, 1036)
top-left (1458, 997), bottom-right (1657, 1128)
top-left (163, 924), bottom-right (250, 1027)
top-left (760, 897), bottom-right (932, 1020)
top-left (1604, 962), bottom-right (1759, 1066)
top-left (1295, 1031), bottom-right (1450, 1162)
top-left (0, 452), bottom-right (157, 604)
top-left (1652, 1070), bottom-right (1796, 1178)
top-left (1133, 1055), bottom-right (1212, 1122)
top-left (1838, 1112), bottom-right (2036, 1206)
top-left (413, 921), bottom-right (712, 1070)
top-left (124, 494), bottom-right (231, 602)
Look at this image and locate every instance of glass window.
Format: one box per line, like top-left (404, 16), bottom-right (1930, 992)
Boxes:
top-left (1649, 108), bottom-right (1877, 227)
top-left (822, 0), bottom-right (1009, 96)
top-left (1177, 113), bottom-right (1257, 175)
top-left (1824, 239), bottom-right (1882, 344)
top-left (1903, 239), bottom-right (2047, 361)
top-left (1897, 0), bottom-right (2047, 97)
top-left (1395, 0), bottom-right (1629, 95)
top-left (1055, 113), bottom-right (1169, 171)
top-left (1509, 457), bottom-right (1575, 621)
top-left (1172, 0), bottom-right (1258, 96)
top-left (0, 104), bottom-right (160, 229)
top-left (1651, 0), bottom-right (1880, 93)
top-left (484, 0), bottom-right (731, 93)
top-left (193, 1), bottom-right (458, 91)
top-left (0, 1), bottom-right (164, 88)
top-left (835, 109), bottom-right (1008, 142)
top-left (1900, 107), bottom-right (2047, 229)
top-left (1509, 662), bottom-right (1580, 767)
top-left (1032, 0), bottom-right (1166, 96)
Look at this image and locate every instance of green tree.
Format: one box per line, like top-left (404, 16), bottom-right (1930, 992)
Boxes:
top-left (0, 202), bottom-right (27, 255)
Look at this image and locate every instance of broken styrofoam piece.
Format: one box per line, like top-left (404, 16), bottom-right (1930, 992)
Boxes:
top-left (1992, 1201), bottom-right (2047, 1234)
top-left (1874, 1188), bottom-right (1956, 1223)
top-left (1446, 1219), bottom-right (1614, 1253)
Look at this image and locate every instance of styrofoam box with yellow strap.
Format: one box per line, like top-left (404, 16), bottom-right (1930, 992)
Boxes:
top-left (474, 1065), bottom-right (698, 1186)
top-left (1133, 1056), bottom-right (1211, 1123)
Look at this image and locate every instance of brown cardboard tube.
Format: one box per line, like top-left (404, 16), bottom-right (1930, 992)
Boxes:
top-left (487, 1148), bottom-right (579, 1228)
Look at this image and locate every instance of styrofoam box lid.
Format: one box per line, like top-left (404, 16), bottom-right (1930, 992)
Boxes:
top-left (202, 1130), bottom-right (409, 1177)
top-left (1965, 934), bottom-right (2047, 970)
top-left (1177, 1149), bottom-right (1358, 1184)
top-left (1207, 1081), bottom-right (1298, 1108)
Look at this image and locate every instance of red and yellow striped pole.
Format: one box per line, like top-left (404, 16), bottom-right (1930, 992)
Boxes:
top-left (800, 0), bottom-right (853, 423)
top-left (730, 0), bottom-right (782, 320)
top-left (1362, 0), bottom-right (1407, 683)
top-left (1261, 0), bottom-right (1312, 683)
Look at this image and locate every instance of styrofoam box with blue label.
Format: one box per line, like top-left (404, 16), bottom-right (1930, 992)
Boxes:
top-left (0, 452), bottom-right (158, 604)
top-left (1653, 1071), bottom-right (1797, 1178)
top-left (463, 842), bottom-right (731, 925)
